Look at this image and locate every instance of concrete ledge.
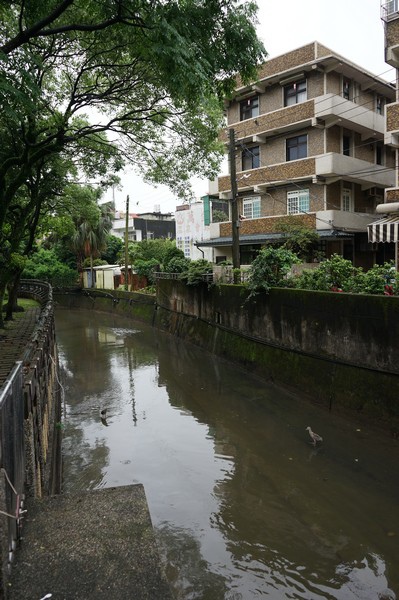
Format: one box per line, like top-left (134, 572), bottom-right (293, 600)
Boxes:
top-left (8, 485), bottom-right (173, 600)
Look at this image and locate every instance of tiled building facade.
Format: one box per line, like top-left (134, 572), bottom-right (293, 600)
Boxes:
top-left (382, 1), bottom-right (399, 204)
top-left (200, 41), bottom-right (397, 268)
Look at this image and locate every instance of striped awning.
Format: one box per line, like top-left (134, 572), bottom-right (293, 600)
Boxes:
top-left (367, 215), bottom-right (399, 243)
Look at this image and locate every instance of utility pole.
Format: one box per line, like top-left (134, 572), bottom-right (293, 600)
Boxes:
top-left (124, 195), bottom-right (129, 291)
top-left (229, 128), bottom-right (240, 274)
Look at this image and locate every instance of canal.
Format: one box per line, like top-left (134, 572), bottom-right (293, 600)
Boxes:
top-left (55, 308), bottom-right (399, 600)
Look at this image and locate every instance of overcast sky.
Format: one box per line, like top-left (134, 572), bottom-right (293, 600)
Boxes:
top-left (108, 0), bottom-right (394, 213)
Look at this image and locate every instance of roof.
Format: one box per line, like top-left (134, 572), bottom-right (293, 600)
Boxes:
top-left (195, 229), bottom-right (353, 248)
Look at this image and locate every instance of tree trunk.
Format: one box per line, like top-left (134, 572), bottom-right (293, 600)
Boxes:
top-left (0, 282), bottom-right (6, 329)
top-left (5, 272), bottom-right (23, 321)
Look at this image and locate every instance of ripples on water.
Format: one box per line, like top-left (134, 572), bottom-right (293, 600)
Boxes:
top-left (56, 309), bottom-right (399, 599)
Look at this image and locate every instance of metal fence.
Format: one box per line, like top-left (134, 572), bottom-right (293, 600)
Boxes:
top-left (0, 362), bottom-right (25, 568)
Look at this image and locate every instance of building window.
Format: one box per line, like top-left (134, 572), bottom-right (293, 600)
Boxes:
top-left (343, 79), bottom-right (352, 100)
top-left (184, 236), bottom-right (191, 257)
top-left (342, 188), bottom-right (352, 212)
top-left (343, 135), bottom-right (351, 156)
top-left (240, 96), bottom-right (259, 121)
top-left (387, 0), bottom-right (399, 16)
top-left (376, 96), bottom-right (384, 115)
top-left (284, 80), bottom-right (307, 106)
top-left (286, 134), bottom-right (307, 161)
top-left (242, 196), bottom-right (261, 219)
top-left (177, 236), bottom-right (183, 251)
top-left (287, 189), bottom-right (310, 215)
top-left (128, 231), bottom-right (137, 241)
top-left (147, 231), bottom-right (154, 239)
top-left (242, 145), bottom-right (260, 170)
top-left (376, 143), bottom-right (383, 165)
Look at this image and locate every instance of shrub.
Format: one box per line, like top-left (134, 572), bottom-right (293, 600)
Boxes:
top-left (295, 254), bottom-right (363, 292)
top-left (165, 256), bottom-right (190, 273)
top-left (180, 259), bottom-right (213, 286)
top-left (246, 247), bottom-right (300, 296)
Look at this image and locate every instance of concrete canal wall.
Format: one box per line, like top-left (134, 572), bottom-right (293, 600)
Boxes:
top-left (0, 281), bottom-right (62, 597)
top-left (155, 282), bottom-right (399, 429)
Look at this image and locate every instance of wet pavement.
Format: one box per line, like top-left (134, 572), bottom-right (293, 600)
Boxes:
top-left (8, 485), bottom-right (173, 599)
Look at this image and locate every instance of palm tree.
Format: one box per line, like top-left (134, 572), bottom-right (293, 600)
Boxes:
top-left (71, 202), bottom-right (113, 288)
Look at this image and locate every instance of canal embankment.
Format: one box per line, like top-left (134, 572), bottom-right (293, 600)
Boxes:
top-left (54, 282), bottom-right (399, 433)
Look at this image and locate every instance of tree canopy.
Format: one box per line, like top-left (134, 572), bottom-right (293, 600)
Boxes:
top-left (0, 0), bottom-right (266, 325)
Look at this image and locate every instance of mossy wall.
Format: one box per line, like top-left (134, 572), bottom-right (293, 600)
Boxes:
top-left (155, 281), bottom-right (399, 429)
top-left (53, 289), bottom-right (156, 325)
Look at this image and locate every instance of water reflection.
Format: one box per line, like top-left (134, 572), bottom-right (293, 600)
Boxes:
top-left (56, 309), bottom-right (399, 599)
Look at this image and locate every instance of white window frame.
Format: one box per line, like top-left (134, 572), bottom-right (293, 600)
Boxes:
top-left (242, 196), bottom-right (261, 219)
top-left (287, 189), bottom-right (310, 215)
top-left (342, 188), bottom-right (353, 212)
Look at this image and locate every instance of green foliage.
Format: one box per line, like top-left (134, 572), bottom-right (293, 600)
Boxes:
top-left (278, 219), bottom-right (320, 261)
top-left (212, 209), bottom-right (229, 223)
top-left (166, 256), bottom-right (190, 274)
top-left (128, 238), bottom-right (181, 271)
top-left (247, 247), bottom-right (300, 296)
top-left (163, 245), bottom-right (186, 270)
top-left (362, 262), bottom-right (398, 295)
top-left (22, 248), bottom-right (78, 286)
top-left (180, 259), bottom-right (213, 286)
top-left (101, 235), bottom-right (123, 264)
top-left (82, 258), bottom-right (107, 268)
top-left (134, 258), bottom-right (160, 284)
top-left (295, 254), bottom-right (361, 292)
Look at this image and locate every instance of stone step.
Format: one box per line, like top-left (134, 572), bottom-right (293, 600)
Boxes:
top-left (8, 485), bottom-right (173, 600)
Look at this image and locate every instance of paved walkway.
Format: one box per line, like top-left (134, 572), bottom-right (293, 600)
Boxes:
top-left (0, 306), bottom-right (41, 387)
top-left (8, 485), bottom-right (173, 599)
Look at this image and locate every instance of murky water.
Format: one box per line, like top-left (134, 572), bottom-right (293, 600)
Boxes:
top-left (55, 308), bottom-right (399, 600)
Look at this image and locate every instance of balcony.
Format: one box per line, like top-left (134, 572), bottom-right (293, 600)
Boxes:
top-left (315, 210), bottom-right (379, 232)
top-left (314, 94), bottom-right (385, 139)
top-left (381, 0), bottom-right (399, 22)
top-left (315, 153), bottom-right (395, 188)
top-left (223, 94), bottom-right (386, 147)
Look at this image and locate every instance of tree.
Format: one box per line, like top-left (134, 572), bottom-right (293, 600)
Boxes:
top-left (277, 218), bottom-right (320, 261)
top-left (0, 1), bottom-right (266, 325)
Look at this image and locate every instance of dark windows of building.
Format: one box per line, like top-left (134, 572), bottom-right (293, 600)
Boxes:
top-left (284, 80), bottom-right (307, 106)
top-left (343, 135), bottom-right (351, 156)
top-left (376, 96), bottom-right (384, 115)
top-left (343, 79), bottom-right (352, 100)
top-left (240, 96), bottom-right (259, 121)
top-left (242, 145), bottom-right (260, 170)
top-left (376, 143), bottom-right (383, 165)
top-left (286, 134), bottom-right (307, 161)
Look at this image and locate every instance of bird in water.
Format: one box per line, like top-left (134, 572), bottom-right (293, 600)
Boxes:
top-left (306, 426), bottom-right (323, 445)
top-left (100, 407), bottom-right (108, 426)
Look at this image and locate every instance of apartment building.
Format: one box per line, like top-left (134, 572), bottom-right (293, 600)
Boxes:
top-left (368, 1), bottom-right (399, 254)
top-left (112, 210), bottom-right (175, 242)
top-left (199, 41), bottom-right (396, 268)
